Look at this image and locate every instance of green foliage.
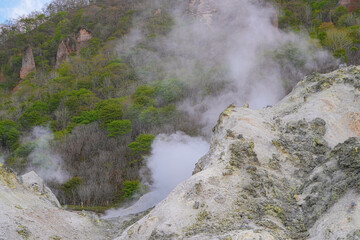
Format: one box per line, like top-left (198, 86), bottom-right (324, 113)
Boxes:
top-left (0, 120), bottom-right (20, 149)
top-left (139, 106), bottom-right (159, 125)
top-left (122, 180), bottom-right (140, 198)
top-left (333, 48), bottom-right (348, 63)
top-left (80, 38), bottom-right (103, 58)
top-left (72, 110), bottom-right (99, 125)
top-left (11, 142), bottom-right (35, 158)
top-left (106, 120), bottom-right (132, 137)
top-left (72, 9), bottom-right (84, 30)
top-left (324, 28), bottom-right (352, 51)
top-left (64, 89), bottom-right (99, 114)
top-left (128, 134), bottom-right (155, 157)
top-left (278, 8), bottom-right (301, 30)
top-left (332, 6), bottom-right (349, 25)
top-left (273, 44), bottom-right (306, 67)
top-left (19, 101), bottom-right (51, 128)
top-left (155, 78), bottom-right (185, 105)
top-left (145, 12), bottom-right (174, 37)
top-left (58, 62), bottom-right (72, 77)
top-left (47, 91), bottom-right (67, 112)
top-left (6, 142), bottom-right (35, 173)
top-left (134, 85), bottom-right (157, 107)
top-left (61, 177), bottom-right (83, 194)
top-left (96, 98), bottom-right (124, 124)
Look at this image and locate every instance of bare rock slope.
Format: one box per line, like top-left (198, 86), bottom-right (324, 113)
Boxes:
top-left (116, 66), bottom-right (360, 240)
top-left (0, 164), bottom-right (107, 240)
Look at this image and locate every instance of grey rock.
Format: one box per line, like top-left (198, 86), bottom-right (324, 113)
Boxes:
top-left (115, 66), bottom-right (360, 240)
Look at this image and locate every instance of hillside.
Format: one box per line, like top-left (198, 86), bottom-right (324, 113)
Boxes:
top-left (0, 0), bottom-right (359, 215)
top-left (0, 65), bottom-right (359, 239)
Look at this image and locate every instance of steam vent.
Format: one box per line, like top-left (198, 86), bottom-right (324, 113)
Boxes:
top-left (1, 0), bottom-right (360, 239)
top-left (2, 66), bottom-right (359, 239)
top-left (116, 66), bottom-right (360, 239)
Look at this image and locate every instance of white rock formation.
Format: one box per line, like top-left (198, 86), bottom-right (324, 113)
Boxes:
top-left (21, 171), bottom-right (61, 208)
top-left (0, 165), bottom-right (107, 240)
top-left (115, 66), bottom-right (360, 239)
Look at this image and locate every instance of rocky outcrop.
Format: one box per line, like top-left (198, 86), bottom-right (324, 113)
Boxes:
top-left (0, 164), bottom-right (107, 240)
top-left (116, 66), bottom-right (360, 239)
top-left (21, 171), bottom-right (61, 208)
top-left (55, 37), bottom-right (76, 69)
top-left (76, 28), bottom-right (92, 52)
top-left (20, 46), bottom-right (36, 79)
top-left (339, 0), bottom-right (360, 12)
top-left (55, 28), bottom-right (92, 68)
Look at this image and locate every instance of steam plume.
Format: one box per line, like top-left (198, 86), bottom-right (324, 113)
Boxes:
top-left (106, 0), bottom-right (338, 217)
top-left (25, 127), bottom-right (69, 183)
top-left (104, 132), bottom-right (209, 218)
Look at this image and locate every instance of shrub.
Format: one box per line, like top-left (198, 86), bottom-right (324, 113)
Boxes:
top-left (72, 110), bottom-right (99, 125)
top-left (324, 28), bottom-right (352, 51)
top-left (61, 177), bottom-right (83, 194)
top-left (134, 85), bottom-right (156, 107)
top-left (128, 134), bottom-right (155, 158)
top-left (122, 180), bottom-right (140, 198)
top-left (64, 89), bottom-right (99, 114)
top-left (80, 38), bottom-right (103, 58)
top-left (0, 120), bottom-right (20, 149)
top-left (333, 48), bottom-right (348, 63)
top-left (19, 101), bottom-right (51, 128)
top-left (106, 120), bottom-right (132, 137)
top-left (6, 142), bottom-right (35, 173)
top-left (96, 99), bottom-right (124, 124)
top-left (155, 78), bottom-right (185, 105)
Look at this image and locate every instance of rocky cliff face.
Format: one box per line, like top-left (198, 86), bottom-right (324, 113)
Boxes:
top-left (76, 28), bottom-right (92, 51)
top-left (20, 46), bottom-right (36, 79)
top-left (55, 37), bottom-right (76, 69)
top-left (55, 28), bottom-right (92, 68)
top-left (116, 66), bottom-right (360, 240)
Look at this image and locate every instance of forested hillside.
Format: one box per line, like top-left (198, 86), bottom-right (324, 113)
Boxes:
top-left (0, 0), bottom-right (358, 210)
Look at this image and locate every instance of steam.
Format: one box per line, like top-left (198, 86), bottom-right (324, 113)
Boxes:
top-left (104, 132), bottom-right (209, 218)
top-left (24, 127), bottom-right (69, 183)
top-left (107, 0), bottom-right (338, 217)
top-left (117, 0), bottom-right (337, 134)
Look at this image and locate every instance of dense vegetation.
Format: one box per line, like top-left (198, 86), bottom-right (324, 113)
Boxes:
top-left (278, 0), bottom-right (360, 64)
top-left (0, 0), bottom-right (201, 208)
top-left (0, 0), bottom-right (358, 209)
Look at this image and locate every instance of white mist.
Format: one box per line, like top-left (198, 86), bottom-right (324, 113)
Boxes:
top-left (104, 132), bottom-right (209, 218)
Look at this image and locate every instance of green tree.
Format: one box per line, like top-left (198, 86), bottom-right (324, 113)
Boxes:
top-left (0, 120), bottom-right (20, 149)
top-left (106, 120), bottom-right (132, 137)
top-left (122, 180), bottom-right (140, 198)
top-left (128, 134), bottom-right (155, 158)
top-left (96, 99), bottom-right (124, 124)
top-left (72, 110), bottom-right (99, 125)
top-left (19, 101), bottom-right (51, 128)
